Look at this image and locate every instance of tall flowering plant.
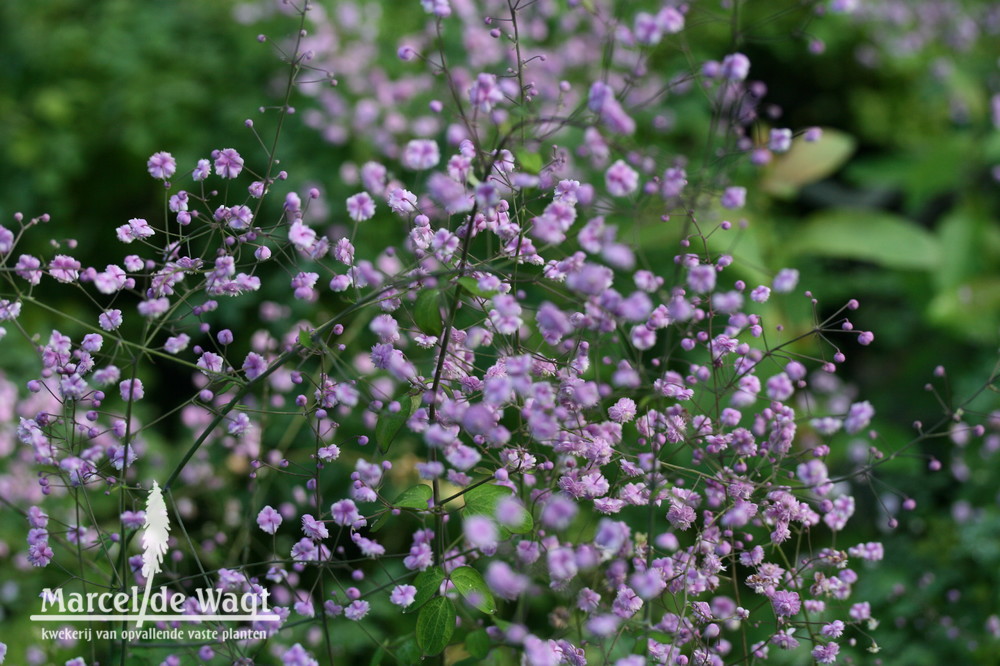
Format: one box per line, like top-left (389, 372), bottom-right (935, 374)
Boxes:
top-left (1, 1), bottom-right (996, 665)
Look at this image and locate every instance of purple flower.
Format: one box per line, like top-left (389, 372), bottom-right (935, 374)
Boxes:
top-left (771, 590), bottom-right (801, 617)
top-left (485, 561), bottom-right (529, 600)
top-left (605, 159), bottom-right (639, 197)
top-left (403, 139), bottom-right (440, 171)
top-left (390, 584), bottom-right (417, 608)
top-left (811, 643), bottom-right (840, 663)
top-left (119, 379), bottom-right (144, 402)
top-left (844, 400), bottom-right (874, 434)
top-left (147, 151), bottom-right (177, 179)
top-left (772, 268), bottom-right (799, 293)
top-left (243, 352), bottom-right (268, 380)
top-left (281, 643), bottom-right (318, 666)
top-left (464, 515), bottom-right (499, 551)
top-left (49, 254), bottom-right (82, 283)
top-left (213, 148), bottom-right (245, 179)
top-left (346, 192), bottom-right (376, 221)
top-left (330, 499), bottom-right (361, 527)
top-left (257, 506), bottom-right (282, 535)
top-left (301, 514), bottom-right (329, 540)
top-left (608, 398), bottom-right (637, 423)
top-left (720, 186), bottom-right (747, 209)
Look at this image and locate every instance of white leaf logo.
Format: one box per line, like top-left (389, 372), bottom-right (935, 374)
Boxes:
top-left (136, 480), bottom-right (170, 627)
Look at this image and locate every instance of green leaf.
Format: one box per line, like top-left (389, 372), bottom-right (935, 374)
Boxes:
top-left (297, 328), bottom-right (313, 349)
top-left (416, 596), bottom-right (456, 656)
top-left (458, 276), bottom-right (499, 298)
top-left (462, 483), bottom-right (533, 535)
top-left (783, 209), bottom-right (940, 271)
top-left (414, 289), bottom-right (443, 336)
top-left (395, 638), bottom-right (422, 665)
top-left (516, 150), bottom-right (543, 175)
top-left (405, 566), bottom-right (446, 614)
top-left (450, 566), bottom-right (497, 615)
top-left (371, 484), bottom-right (432, 532)
top-left (375, 397), bottom-right (414, 454)
top-left (465, 628), bottom-right (491, 659)
top-left (760, 128), bottom-right (856, 198)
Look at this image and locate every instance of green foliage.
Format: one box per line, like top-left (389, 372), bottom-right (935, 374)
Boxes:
top-left (416, 596), bottom-right (456, 656)
top-left (450, 566), bottom-right (497, 615)
top-left (461, 482), bottom-right (533, 535)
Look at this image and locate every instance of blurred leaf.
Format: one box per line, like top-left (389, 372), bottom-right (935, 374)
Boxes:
top-left (450, 566), bottom-right (497, 615)
top-left (371, 484), bottom-right (431, 532)
top-left (927, 278), bottom-right (1000, 342)
top-left (404, 566), bottom-right (445, 614)
top-left (784, 209), bottom-right (940, 270)
top-left (375, 397), bottom-right (414, 454)
top-left (760, 128), bottom-right (856, 198)
top-left (516, 150), bottom-right (543, 174)
top-left (461, 483), bottom-right (533, 534)
top-left (465, 628), bottom-right (491, 659)
top-left (458, 276), bottom-right (499, 298)
top-left (414, 289), bottom-right (443, 336)
top-left (416, 596), bottom-right (456, 656)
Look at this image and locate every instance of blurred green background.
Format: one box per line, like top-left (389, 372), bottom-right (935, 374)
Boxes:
top-left (1, 0), bottom-right (999, 664)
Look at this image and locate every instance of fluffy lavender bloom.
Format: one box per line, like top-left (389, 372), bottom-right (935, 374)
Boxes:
top-left (657, 7), bottom-right (685, 33)
top-left (420, 0), bottom-right (451, 17)
top-left (464, 515), bottom-right (498, 551)
top-left (605, 160), bottom-right (639, 196)
top-left (301, 514), bottom-right (329, 540)
top-left (281, 644), bottom-right (318, 666)
top-left (390, 585), bottom-right (417, 608)
top-left (16, 254), bottom-right (43, 284)
top-left (721, 53), bottom-right (750, 80)
top-left (197, 352), bottom-right (224, 376)
top-left (0, 300), bottom-right (21, 321)
top-left (119, 379), bottom-right (144, 402)
top-left (403, 139), bottom-right (440, 170)
top-left (192, 158), bottom-right (211, 181)
top-left (346, 192), bottom-right (376, 222)
top-left (387, 188), bottom-right (419, 215)
top-left (688, 264), bottom-right (717, 293)
top-left (823, 495), bottom-right (855, 531)
top-left (608, 398), bottom-right (637, 423)
top-left (243, 352), bottom-right (267, 380)
top-left (330, 499), bottom-right (361, 527)
top-left (771, 590), bottom-right (801, 618)
top-left (288, 220), bottom-right (317, 251)
top-left (48, 254), bottom-right (82, 283)
top-left (811, 643), bottom-right (840, 663)
top-left (821, 620), bottom-right (845, 638)
top-left (164, 333), bottom-right (189, 353)
top-left (214, 148), bottom-right (244, 179)
top-left (720, 186), bottom-right (746, 209)
top-left (634, 12), bottom-right (663, 46)
top-left (487, 294), bottom-right (521, 336)
top-left (485, 561), bottom-right (529, 600)
top-left (661, 167), bottom-right (687, 198)
top-left (257, 506), bottom-right (282, 534)
top-left (0, 224), bottom-right (13, 254)
top-left (404, 541), bottom-right (434, 571)
top-left (547, 546), bottom-right (578, 583)
top-left (147, 151), bottom-right (176, 179)
top-left (844, 400), bottom-right (874, 434)
top-left (769, 128), bottom-right (793, 153)
top-left (469, 73), bottom-right (503, 112)
top-left (351, 533), bottom-right (385, 558)
top-left (772, 268), bottom-right (799, 293)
